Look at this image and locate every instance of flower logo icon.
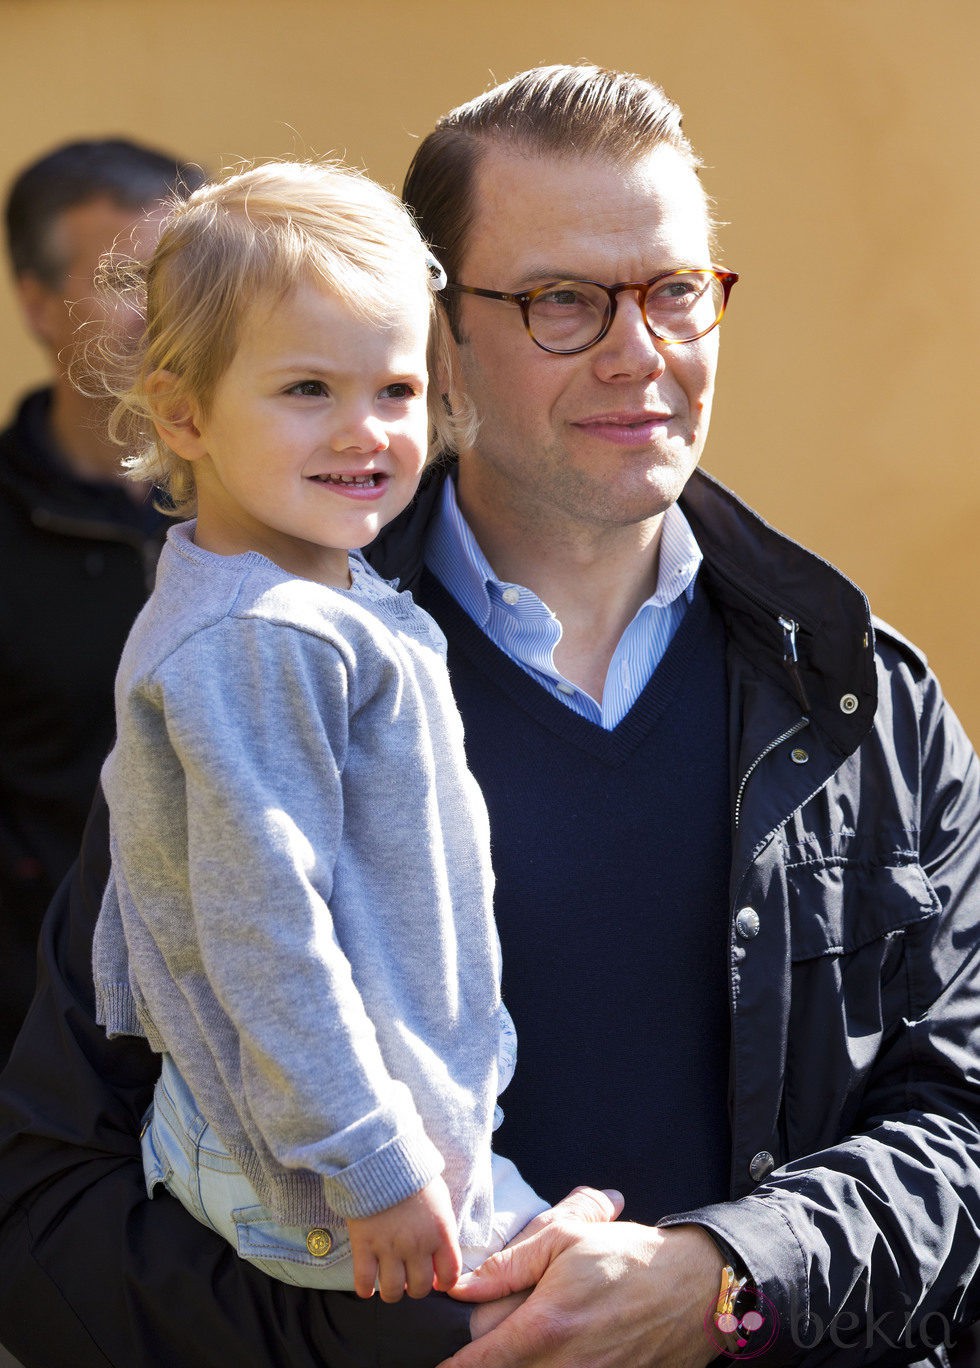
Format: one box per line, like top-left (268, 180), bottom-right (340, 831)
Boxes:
top-left (703, 1285), bottom-right (780, 1359)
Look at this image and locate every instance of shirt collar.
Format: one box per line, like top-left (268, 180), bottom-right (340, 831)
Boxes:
top-left (424, 476), bottom-right (702, 621)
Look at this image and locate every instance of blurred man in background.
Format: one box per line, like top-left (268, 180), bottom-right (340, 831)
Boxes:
top-left (0, 139), bottom-right (205, 1068)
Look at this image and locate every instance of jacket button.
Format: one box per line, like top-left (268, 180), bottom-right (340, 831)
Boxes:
top-left (749, 1151), bottom-right (775, 1182)
top-left (306, 1228), bottom-right (333, 1257)
top-left (735, 907), bottom-right (760, 939)
top-left (790, 748), bottom-right (809, 764)
top-left (839, 693), bottom-right (859, 714)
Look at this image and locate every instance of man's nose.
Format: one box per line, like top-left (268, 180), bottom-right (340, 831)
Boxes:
top-left (592, 289), bottom-right (667, 381)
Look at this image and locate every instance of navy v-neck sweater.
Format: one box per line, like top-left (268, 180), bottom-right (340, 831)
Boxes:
top-left (417, 571), bottom-right (733, 1223)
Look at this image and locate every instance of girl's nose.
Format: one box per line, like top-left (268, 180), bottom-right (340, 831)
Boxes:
top-left (331, 412), bottom-right (389, 454)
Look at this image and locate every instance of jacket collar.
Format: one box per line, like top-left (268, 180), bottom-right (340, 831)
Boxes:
top-left (680, 469), bottom-right (877, 758)
top-left (368, 458), bottom-right (878, 758)
top-left (0, 387), bottom-right (165, 537)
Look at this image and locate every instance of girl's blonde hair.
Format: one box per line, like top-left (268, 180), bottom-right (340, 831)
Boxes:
top-left (86, 159), bottom-right (472, 514)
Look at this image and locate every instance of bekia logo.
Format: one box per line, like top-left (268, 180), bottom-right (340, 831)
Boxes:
top-left (703, 1286), bottom-right (780, 1359)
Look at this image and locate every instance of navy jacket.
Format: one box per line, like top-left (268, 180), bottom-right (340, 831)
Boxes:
top-left (1, 463), bottom-right (978, 1366)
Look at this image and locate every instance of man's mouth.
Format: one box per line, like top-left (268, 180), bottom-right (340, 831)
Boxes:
top-left (578, 411), bottom-right (672, 427)
top-left (571, 411), bottom-right (674, 444)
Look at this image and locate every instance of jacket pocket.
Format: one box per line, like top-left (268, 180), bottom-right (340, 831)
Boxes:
top-left (786, 857), bottom-right (939, 962)
top-left (781, 857), bottom-right (939, 1156)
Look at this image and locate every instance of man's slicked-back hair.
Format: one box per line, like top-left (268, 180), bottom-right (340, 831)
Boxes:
top-left (402, 63), bottom-right (705, 332)
top-left (5, 138), bottom-right (206, 285)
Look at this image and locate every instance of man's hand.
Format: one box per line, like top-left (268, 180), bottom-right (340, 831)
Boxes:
top-left (347, 1175), bottom-right (461, 1301)
top-left (468, 1186), bottom-right (624, 1340)
top-left (441, 1217), bottom-right (725, 1368)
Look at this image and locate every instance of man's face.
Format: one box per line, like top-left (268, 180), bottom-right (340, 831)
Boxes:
top-left (18, 195), bottom-right (164, 369)
top-left (452, 143), bottom-right (719, 544)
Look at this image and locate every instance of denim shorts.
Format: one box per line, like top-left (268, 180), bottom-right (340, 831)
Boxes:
top-left (143, 1054), bottom-right (547, 1290)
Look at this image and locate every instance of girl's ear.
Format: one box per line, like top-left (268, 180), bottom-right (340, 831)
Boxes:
top-left (145, 370), bottom-right (207, 462)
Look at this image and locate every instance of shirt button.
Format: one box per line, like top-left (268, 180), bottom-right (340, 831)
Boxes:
top-left (502, 587), bottom-right (520, 606)
top-left (306, 1228), bottom-right (333, 1257)
top-left (735, 907), bottom-right (760, 939)
top-left (556, 682), bottom-right (575, 696)
top-left (749, 1151), bottom-right (775, 1183)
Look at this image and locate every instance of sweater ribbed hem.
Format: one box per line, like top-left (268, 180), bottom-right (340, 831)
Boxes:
top-left (233, 1127), bottom-right (444, 1226)
top-left (96, 982), bottom-right (143, 1038)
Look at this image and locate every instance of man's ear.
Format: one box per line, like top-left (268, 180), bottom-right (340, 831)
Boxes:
top-left (145, 370), bottom-right (207, 462)
top-left (430, 306), bottom-right (479, 453)
top-left (15, 273), bottom-right (64, 351)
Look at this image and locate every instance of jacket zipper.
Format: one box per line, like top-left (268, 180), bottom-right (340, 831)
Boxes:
top-left (733, 614), bottom-right (811, 830)
top-left (778, 615), bottom-right (811, 712)
top-left (733, 715), bottom-right (810, 829)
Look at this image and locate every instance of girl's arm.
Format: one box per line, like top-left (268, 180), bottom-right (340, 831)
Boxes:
top-left (0, 787), bottom-right (459, 1366)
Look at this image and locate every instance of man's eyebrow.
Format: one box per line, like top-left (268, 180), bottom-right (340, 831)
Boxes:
top-left (506, 267), bottom-right (591, 290)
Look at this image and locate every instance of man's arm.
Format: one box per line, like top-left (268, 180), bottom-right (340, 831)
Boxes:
top-left (0, 790), bottom-right (472, 1368)
top-left (667, 665), bottom-right (980, 1362)
top-left (439, 666), bottom-right (980, 1367)
top-left (0, 813), bottom-right (58, 1070)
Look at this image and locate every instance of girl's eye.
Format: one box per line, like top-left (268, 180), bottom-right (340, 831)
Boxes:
top-left (289, 380), bottom-right (328, 397)
top-left (381, 382), bottom-right (420, 401)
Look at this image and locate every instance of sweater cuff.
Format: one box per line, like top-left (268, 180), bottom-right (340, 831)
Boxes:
top-left (322, 1127), bottom-right (445, 1220)
top-left (659, 1197), bottom-right (808, 1366)
top-left (94, 982), bottom-right (144, 1039)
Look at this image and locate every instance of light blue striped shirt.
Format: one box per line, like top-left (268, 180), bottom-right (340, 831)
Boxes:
top-left (424, 478), bottom-right (703, 730)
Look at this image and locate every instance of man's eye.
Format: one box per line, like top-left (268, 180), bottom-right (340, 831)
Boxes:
top-left (536, 286), bottom-right (590, 309)
top-left (289, 380), bottom-right (328, 397)
top-left (651, 278), bottom-right (705, 306)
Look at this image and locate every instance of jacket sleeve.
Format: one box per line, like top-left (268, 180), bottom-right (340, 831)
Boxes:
top-left (664, 666), bottom-right (980, 1364)
top-left (0, 790), bottom-right (472, 1368)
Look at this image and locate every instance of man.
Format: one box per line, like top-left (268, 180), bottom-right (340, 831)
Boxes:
top-left (0, 140), bottom-right (205, 1066)
top-left (1, 66), bottom-right (979, 1367)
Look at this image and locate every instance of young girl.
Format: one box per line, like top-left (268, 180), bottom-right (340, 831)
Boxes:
top-left (89, 160), bottom-right (547, 1302)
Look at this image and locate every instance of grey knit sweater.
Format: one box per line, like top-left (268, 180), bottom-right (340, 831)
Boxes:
top-left (94, 521), bottom-right (506, 1244)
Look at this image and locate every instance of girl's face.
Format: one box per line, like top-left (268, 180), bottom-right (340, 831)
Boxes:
top-left (176, 275), bottom-right (431, 587)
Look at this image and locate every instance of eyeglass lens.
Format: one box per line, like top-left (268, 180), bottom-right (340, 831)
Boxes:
top-left (527, 271), bottom-right (726, 352)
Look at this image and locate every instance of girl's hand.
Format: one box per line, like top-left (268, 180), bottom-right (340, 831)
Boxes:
top-left (347, 1175), bottom-right (461, 1301)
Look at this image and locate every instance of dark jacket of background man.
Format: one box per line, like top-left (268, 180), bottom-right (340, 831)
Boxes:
top-left (0, 138), bottom-right (204, 1068)
top-left (0, 386), bottom-right (164, 1061)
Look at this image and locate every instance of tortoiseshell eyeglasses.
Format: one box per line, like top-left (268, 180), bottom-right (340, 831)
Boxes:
top-left (448, 267), bottom-right (739, 355)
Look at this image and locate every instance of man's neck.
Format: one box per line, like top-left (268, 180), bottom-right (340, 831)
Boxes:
top-left (47, 377), bottom-right (133, 488)
top-left (457, 476), bottom-right (665, 702)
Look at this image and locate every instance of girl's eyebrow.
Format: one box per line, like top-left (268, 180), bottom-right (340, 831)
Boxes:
top-left (261, 359), bottom-right (340, 378)
top-left (263, 359), bottom-right (428, 382)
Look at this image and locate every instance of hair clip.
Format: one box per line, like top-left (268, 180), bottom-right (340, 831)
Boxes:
top-left (426, 249), bottom-right (448, 293)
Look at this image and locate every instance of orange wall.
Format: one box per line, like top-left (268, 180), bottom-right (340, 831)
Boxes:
top-left (3, 0), bottom-right (979, 733)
